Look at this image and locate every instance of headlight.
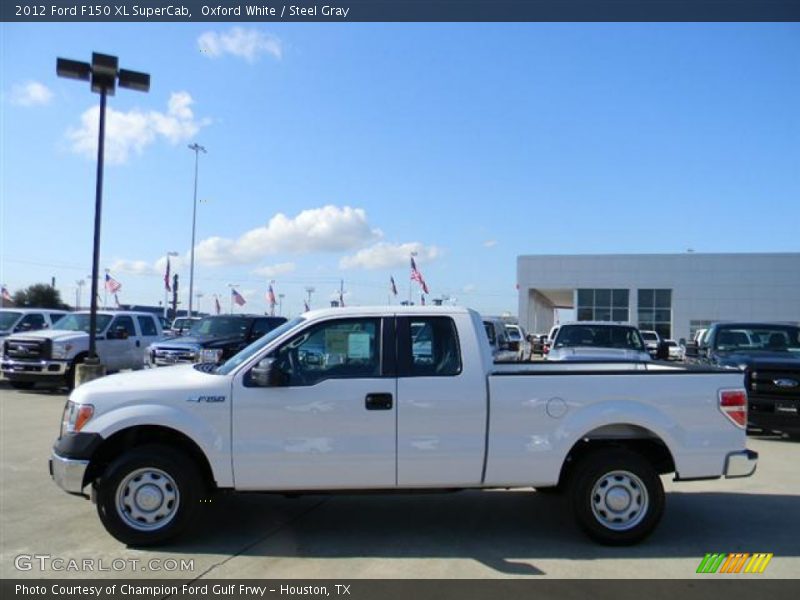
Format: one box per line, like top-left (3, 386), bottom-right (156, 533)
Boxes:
top-left (199, 348), bottom-right (223, 363)
top-left (51, 343), bottom-right (73, 359)
top-left (60, 401), bottom-right (94, 437)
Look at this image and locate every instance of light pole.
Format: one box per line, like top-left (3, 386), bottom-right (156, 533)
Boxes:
top-left (227, 283), bottom-right (238, 315)
top-left (75, 279), bottom-right (85, 310)
top-left (305, 286), bottom-right (315, 309)
top-left (187, 142), bottom-right (206, 318)
top-left (56, 52), bottom-right (149, 367)
top-left (195, 291), bottom-right (204, 315)
top-left (278, 293), bottom-right (285, 316)
top-left (163, 251), bottom-right (178, 319)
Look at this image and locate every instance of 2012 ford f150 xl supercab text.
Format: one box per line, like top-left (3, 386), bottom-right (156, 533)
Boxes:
top-left (50, 306), bottom-right (757, 546)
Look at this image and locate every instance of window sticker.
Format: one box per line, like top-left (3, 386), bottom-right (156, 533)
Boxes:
top-left (348, 333), bottom-right (371, 359)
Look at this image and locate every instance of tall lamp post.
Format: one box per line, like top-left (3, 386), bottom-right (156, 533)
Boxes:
top-left (187, 143), bottom-right (206, 318)
top-left (163, 251), bottom-right (179, 319)
top-left (75, 279), bottom-right (85, 310)
top-left (56, 53), bottom-right (149, 375)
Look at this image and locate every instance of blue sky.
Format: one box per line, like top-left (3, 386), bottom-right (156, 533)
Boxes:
top-left (1, 23), bottom-right (798, 317)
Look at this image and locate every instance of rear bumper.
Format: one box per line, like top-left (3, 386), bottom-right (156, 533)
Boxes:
top-left (723, 449), bottom-right (758, 479)
top-left (50, 451), bottom-right (89, 494)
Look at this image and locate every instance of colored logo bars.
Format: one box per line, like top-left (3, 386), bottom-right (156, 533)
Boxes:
top-left (696, 552), bottom-right (773, 574)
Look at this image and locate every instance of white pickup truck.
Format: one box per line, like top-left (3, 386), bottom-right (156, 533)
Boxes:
top-left (2, 310), bottom-right (163, 389)
top-left (50, 306), bottom-right (757, 546)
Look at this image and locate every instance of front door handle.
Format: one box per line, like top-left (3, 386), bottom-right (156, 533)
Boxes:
top-left (365, 393), bottom-right (393, 410)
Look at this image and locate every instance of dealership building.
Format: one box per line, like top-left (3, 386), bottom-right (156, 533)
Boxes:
top-left (517, 253), bottom-right (800, 341)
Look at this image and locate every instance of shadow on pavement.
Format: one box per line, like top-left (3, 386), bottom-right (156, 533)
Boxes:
top-left (165, 489), bottom-right (799, 576)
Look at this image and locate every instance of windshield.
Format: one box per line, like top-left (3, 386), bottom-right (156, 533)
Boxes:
top-left (641, 332), bottom-right (658, 342)
top-left (216, 317), bottom-right (305, 375)
top-left (0, 312), bottom-right (22, 330)
top-left (52, 313), bottom-right (112, 333)
top-left (714, 325), bottom-right (800, 353)
top-left (189, 316), bottom-right (251, 337)
top-left (555, 324), bottom-right (645, 351)
top-left (506, 327), bottom-right (521, 341)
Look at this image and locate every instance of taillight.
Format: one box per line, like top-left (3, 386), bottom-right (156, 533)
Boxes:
top-left (719, 389), bottom-right (747, 428)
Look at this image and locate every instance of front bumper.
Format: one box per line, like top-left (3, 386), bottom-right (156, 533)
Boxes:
top-left (2, 358), bottom-right (68, 381)
top-left (723, 449), bottom-right (759, 479)
top-left (50, 451), bottom-right (89, 494)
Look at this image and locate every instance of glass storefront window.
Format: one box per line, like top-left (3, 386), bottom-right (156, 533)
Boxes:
top-left (638, 289), bottom-right (673, 338)
top-left (576, 289), bottom-right (629, 323)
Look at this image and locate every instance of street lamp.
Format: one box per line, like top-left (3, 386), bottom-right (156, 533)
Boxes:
top-left (187, 142), bottom-right (207, 318)
top-left (56, 52), bottom-right (149, 369)
top-left (305, 286), bottom-right (315, 309)
top-left (75, 279), bottom-right (85, 310)
top-left (278, 293), bottom-right (285, 316)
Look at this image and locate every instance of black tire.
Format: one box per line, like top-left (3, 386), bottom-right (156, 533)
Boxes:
top-left (569, 448), bottom-right (664, 546)
top-left (9, 381), bottom-right (36, 390)
top-left (95, 444), bottom-right (202, 546)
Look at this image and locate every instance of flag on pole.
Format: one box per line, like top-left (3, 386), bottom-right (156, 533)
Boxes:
top-left (232, 288), bottom-right (246, 306)
top-left (390, 276), bottom-right (398, 296)
top-left (114, 293), bottom-right (121, 308)
top-left (420, 294), bottom-right (426, 306)
top-left (267, 283), bottom-right (277, 308)
top-left (164, 258), bottom-right (171, 291)
top-left (339, 290), bottom-right (345, 308)
top-left (214, 295), bottom-right (221, 315)
top-left (105, 273), bottom-right (122, 293)
top-left (410, 257), bottom-right (429, 294)
top-left (1, 286), bottom-right (12, 302)
top-left (304, 300), bottom-right (310, 312)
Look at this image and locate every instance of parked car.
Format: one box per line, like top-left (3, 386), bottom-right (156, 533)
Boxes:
top-left (639, 330), bottom-right (661, 357)
top-left (547, 322), bottom-right (651, 362)
top-left (665, 339), bottom-right (684, 361)
top-left (695, 321), bottom-right (800, 437)
top-left (1, 310), bottom-right (163, 390)
top-left (505, 324), bottom-right (531, 361)
top-left (530, 333), bottom-right (549, 356)
top-left (543, 325), bottom-right (560, 356)
top-left (165, 316), bottom-right (200, 338)
top-left (145, 314), bottom-right (287, 367)
top-left (0, 308), bottom-right (68, 339)
top-left (50, 306), bottom-right (756, 547)
top-left (482, 317), bottom-right (518, 361)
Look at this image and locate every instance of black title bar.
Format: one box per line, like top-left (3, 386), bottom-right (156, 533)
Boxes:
top-left (3, 0), bottom-right (800, 22)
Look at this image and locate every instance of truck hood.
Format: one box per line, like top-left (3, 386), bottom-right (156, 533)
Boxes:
top-left (151, 334), bottom-right (245, 349)
top-left (5, 329), bottom-right (88, 343)
top-left (70, 364), bottom-right (228, 408)
top-left (549, 347), bottom-right (650, 361)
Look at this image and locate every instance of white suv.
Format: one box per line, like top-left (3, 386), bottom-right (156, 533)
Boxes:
top-left (547, 322), bottom-right (650, 362)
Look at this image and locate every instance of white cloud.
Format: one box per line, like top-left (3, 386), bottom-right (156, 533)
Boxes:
top-left (252, 262), bottom-right (296, 278)
top-left (463, 284), bottom-right (476, 293)
top-left (10, 81), bottom-right (53, 106)
top-left (67, 92), bottom-right (209, 164)
top-left (198, 27), bottom-right (283, 62)
top-left (483, 240), bottom-right (498, 248)
top-left (339, 242), bottom-right (441, 270)
top-left (195, 206), bottom-right (381, 267)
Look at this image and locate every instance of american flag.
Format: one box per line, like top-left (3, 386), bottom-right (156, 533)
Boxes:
top-left (231, 288), bottom-right (246, 306)
top-left (214, 295), bottom-right (221, 315)
top-left (164, 258), bottom-right (171, 292)
top-left (105, 273), bottom-right (122, 293)
top-left (390, 276), bottom-right (398, 296)
top-left (410, 257), bottom-right (429, 294)
top-left (267, 283), bottom-right (277, 307)
top-left (1, 286), bottom-right (11, 302)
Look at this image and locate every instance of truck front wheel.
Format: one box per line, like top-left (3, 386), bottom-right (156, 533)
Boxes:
top-left (569, 448), bottom-right (664, 545)
top-left (95, 444), bottom-right (201, 546)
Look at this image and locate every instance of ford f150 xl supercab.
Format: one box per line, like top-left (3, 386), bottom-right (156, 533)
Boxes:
top-left (50, 306), bottom-right (757, 547)
top-left (2, 310), bottom-right (163, 389)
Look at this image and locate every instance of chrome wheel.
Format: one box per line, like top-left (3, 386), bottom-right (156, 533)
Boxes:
top-left (590, 469), bottom-right (649, 531)
top-left (115, 467), bottom-right (180, 532)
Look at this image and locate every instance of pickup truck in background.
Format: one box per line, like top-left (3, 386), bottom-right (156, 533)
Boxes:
top-left (50, 306), bottom-right (756, 547)
top-left (547, 322), bottom-right (651, 362)
top-left (145, 314), bottom-right (287, 367)
top-left (0, 308), bottom-right (69, 339)
top-left (696, 321), bottom-right (800, 437)
top-left (2, 310), bottom-right (163, 390)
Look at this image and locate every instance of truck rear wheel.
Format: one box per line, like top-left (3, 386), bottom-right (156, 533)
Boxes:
top-left (95, 444), bottom-right (201, 546)
top-left (569, 448), bottom-right (664, 545)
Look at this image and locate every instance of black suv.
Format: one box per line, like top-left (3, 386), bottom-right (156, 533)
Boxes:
top-left (145, 314), bottom-right (287, 367)
top-left (697, 322), bottom-right (800, 437)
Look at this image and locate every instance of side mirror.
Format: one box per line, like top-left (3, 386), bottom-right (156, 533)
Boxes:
top-left (250, 358), bottom-right (285, 387)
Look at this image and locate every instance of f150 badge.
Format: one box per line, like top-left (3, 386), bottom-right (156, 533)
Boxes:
top-left (186, 395), bottom-right (226, 403)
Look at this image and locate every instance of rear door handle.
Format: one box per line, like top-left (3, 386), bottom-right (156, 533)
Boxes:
top-left (365, 393), bottom-right (393, 410)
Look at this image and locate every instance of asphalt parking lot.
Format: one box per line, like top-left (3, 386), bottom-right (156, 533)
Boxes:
top-left (1, 382), bottom-right (798, 580)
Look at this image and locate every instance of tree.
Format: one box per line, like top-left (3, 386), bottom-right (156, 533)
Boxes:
top-left (12, 284), bottom-right (69, 309)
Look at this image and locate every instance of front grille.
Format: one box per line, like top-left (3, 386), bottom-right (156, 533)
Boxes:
top-left (747, 368), bottom-right (800, 417)
top-left (4, 338), bottom-right (51, 360)
top-left (152, 346), bottom-right (197, 365)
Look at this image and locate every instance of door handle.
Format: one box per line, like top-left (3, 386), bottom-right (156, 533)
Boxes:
top-left (365, 393), bottom-right (393, 410)
top-left (136, 340), bottom-right (141, 347)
